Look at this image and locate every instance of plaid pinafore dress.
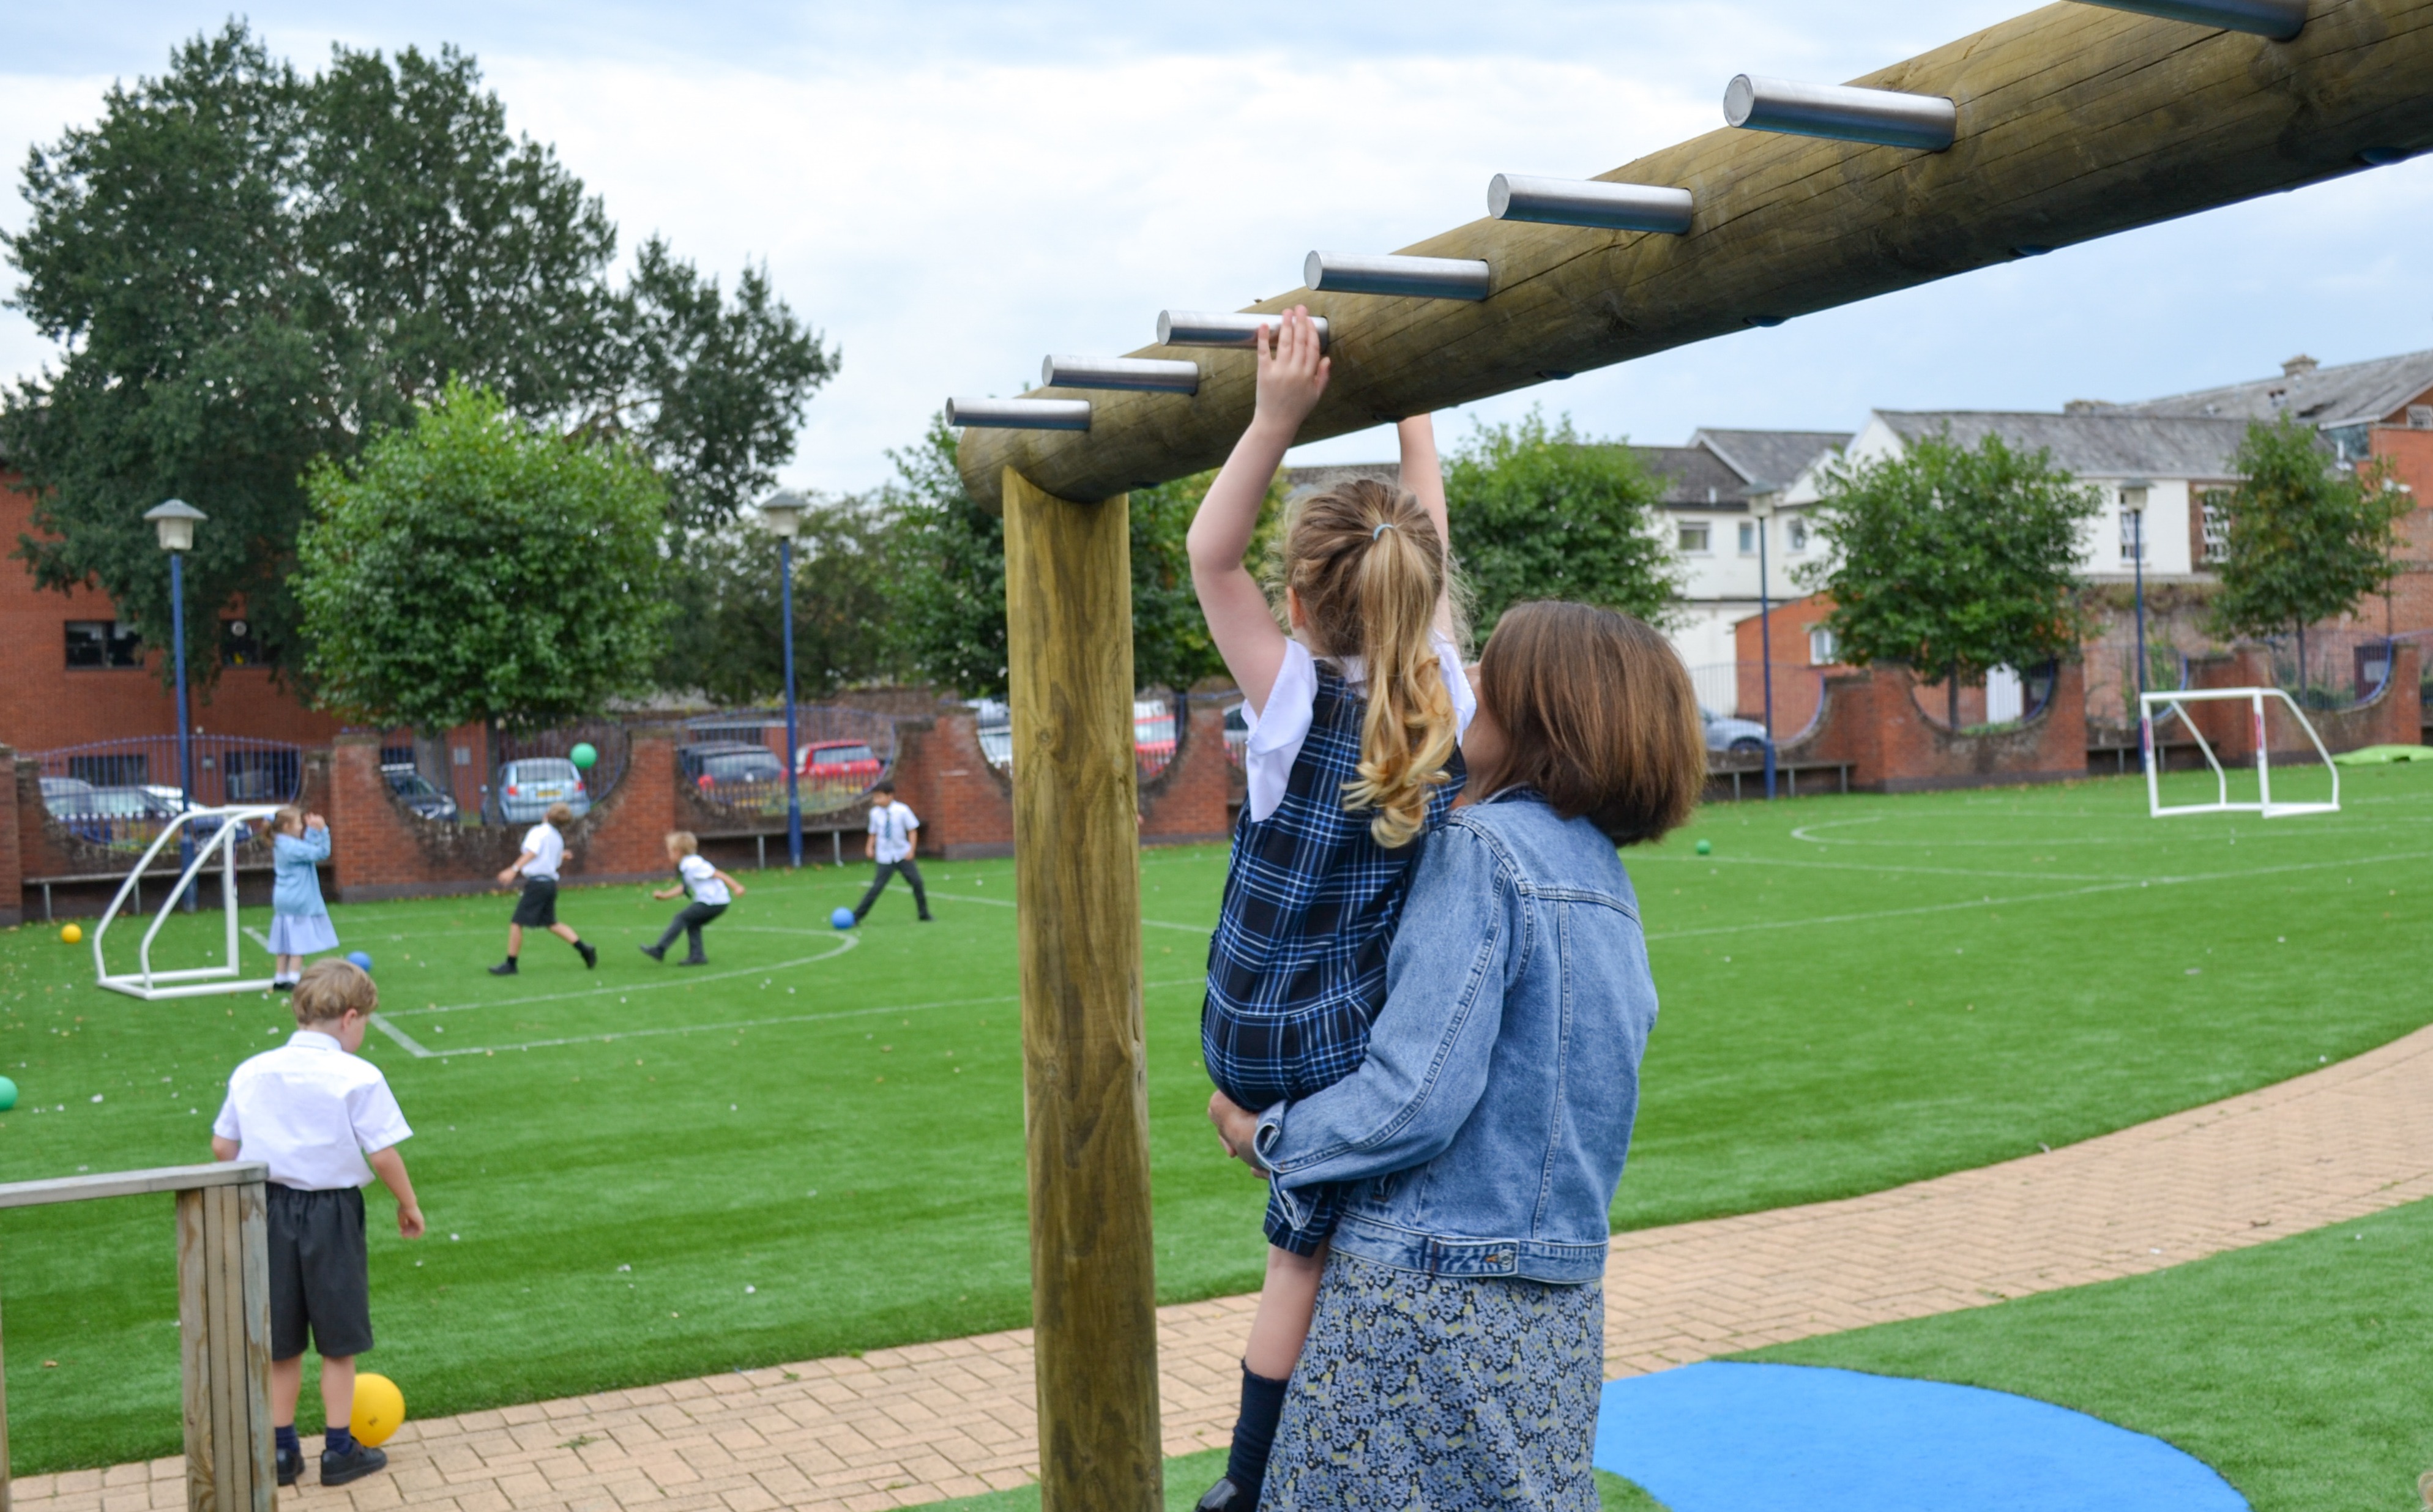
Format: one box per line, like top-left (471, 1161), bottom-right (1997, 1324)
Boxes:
top-left (1203, 661), bottom-right (1466, 1254)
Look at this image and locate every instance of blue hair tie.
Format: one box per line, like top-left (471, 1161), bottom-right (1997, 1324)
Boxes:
top-left (1371, 521), bottom-right (1396, 540)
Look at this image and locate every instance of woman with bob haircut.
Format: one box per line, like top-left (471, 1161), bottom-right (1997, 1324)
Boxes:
top-left (1209, 600), bottom-right (1706, 1510)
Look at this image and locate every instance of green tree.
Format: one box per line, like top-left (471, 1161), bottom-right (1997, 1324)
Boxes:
top-left (658, 501), bottom-right (906, 705)
top-left (1, 23), bottom-right (833, 692)
top-left (1806, 431), bottom-right (2101, 726)
top-left (294, 382), bottom-right (672, 732)
top-left (1442, 408), bottom-right (1681, 635)
top-left (893, 417), bottom-right (1276, 698)
top-left (2208, 415), bottom-right (2410, 689)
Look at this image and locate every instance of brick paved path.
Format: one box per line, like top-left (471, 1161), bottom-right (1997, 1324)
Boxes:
top-left (21, 1023), bottom-right (2433, 1512)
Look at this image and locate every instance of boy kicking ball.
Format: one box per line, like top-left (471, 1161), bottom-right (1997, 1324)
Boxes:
top-left (211, 959), bottom-right (424, 1488)
top-left (641, 831), bottom-right (743, 966)
top-left (491, 801), bottom-right (598, 975)
top-left (851, 779), bottom-right (933, 924)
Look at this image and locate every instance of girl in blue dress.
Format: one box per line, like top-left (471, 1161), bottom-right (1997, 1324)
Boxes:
top-left (1184, 306), bottom-right (1472, 1511)
top-left (267, 807), bottom-right (338, 990)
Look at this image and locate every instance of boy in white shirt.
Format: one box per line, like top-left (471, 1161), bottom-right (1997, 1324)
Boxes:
top-left (641, 830), bottom-right (747, 965)
top-left (211, 959), bottom-right (424, 1489)
top-left (851, 780), bottom-right (933, 924)
top-left (490, 802), bottom-right (598, 975)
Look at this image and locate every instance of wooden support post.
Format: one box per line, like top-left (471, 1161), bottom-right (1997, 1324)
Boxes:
top-left (1000, 467), bottom-right (1161, 1512)
top-left (177, 1179), bottom-right (273, 1512)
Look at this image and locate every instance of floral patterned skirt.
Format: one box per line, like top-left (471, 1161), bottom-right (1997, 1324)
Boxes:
top-left (1264, 1249), bottom-right (1604, 1511)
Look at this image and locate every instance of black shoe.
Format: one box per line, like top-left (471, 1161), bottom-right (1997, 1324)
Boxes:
top-left (275, 1445), bottom-right (302, 1488)
top-left (489, 959), bottom-right (518, 976)
top-left (320, 1443), bottom-right (388, 1487)
top-left (576, 940), bottom-right (598, 969)
top-left (918, 914), bottom-right (935, 922)
top-left (273, 980), bottom-right (294, 992)
top-left (677, 955), bottom-right (709, 966)
top-left (1194, 1477), bottom-right (1251, 1512)
top-left (639, 944), bottom-right (666, 962)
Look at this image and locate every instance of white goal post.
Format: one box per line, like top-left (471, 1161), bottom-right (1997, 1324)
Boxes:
top-left (92, 805), bottom-right (287, 999)
top-left (2139, 687), bottom-right (2339, 819)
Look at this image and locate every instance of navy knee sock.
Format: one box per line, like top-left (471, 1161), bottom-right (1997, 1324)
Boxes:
top-left (275, 1425), bottom-right (299, 1457)
top-left (325, 1425), bottom-right (357, 1456)
top-left (1224, 1363), bottom-right (1290, 1496)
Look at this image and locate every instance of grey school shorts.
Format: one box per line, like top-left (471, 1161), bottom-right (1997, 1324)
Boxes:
top-left (267, 1183), bottom-right (373, 1360)
top-left (511, 876), bottom-right (559, 928)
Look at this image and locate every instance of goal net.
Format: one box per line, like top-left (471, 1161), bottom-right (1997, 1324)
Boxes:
top-left (2139, 688), bottom-right (2339, 819)
top-left (92, 804), bottom-right (286, 999)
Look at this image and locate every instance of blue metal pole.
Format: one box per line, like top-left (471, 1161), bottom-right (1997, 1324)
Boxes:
top-left (1758, 514), bottom-right (1777, 800)
top-left (781, 535), bottom-right (803, 869)
top-left (2133, 509), bottom-right (2148, 773)
top-left (171, 549), bottom-right (196, 911)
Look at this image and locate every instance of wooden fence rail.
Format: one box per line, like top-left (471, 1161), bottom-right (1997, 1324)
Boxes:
top-left (0, 1163), bottom-right (273, 1512)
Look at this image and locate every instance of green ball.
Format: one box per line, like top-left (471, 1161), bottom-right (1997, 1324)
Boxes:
top-left (570, 742), bottom-right (599, 770)
top-left (1694, 838), bottom-right (1713, 855)
top-left (0, 1076), bottom-right (18, 1112)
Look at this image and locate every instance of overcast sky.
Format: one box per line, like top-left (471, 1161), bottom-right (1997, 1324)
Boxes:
top-left (4, 1), bottom-right (2430, 494)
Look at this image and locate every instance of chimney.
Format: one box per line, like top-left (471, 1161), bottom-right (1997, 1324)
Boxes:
top-left (2282, 354), bottom-right (2319, 378)
top-left (2063, 399), bottom-right (2111, 415)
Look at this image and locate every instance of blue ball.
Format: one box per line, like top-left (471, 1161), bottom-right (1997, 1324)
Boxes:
top-left (346, 950), bottom-right (374, 975)
top-left (830, 907), bottom-right (856, 931)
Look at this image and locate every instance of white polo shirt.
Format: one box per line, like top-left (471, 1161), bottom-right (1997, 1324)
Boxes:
top-left (678, 853), bottom-right (731, 906)
top-left (1241, 633), bottom-right (1477, 824)
top-left (868, 800), bottom-right (920, 864)
top-left (212, 1030), bottom-right (413, 1191)
top-left (521, 822), bottom-right (565, 881)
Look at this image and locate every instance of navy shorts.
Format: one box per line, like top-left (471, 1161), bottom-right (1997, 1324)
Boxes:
top-left (511, 877), bottom-right (559, 928)
top-left (267, 1184), bottom-right (373, 1360)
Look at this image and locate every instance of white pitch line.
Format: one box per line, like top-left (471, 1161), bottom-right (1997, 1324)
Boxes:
top-left (371, 976), bottom-right (1209, 1059)
top-left (1639, 854), bottom-right (2118, 883)
top-left (920, 888), bottom-right (1212, 935)
top-left (383, 936), bottom-right (862, 1018)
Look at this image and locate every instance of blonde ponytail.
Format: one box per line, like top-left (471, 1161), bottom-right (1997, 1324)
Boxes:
top-left (1275, 479), bottom-right (1462, 848)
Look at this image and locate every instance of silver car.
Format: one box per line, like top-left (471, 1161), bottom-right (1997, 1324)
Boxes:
top-left (1701, 707), bottom-right (1771, 754)
top-left (494, 758), bottom-right (591, 824)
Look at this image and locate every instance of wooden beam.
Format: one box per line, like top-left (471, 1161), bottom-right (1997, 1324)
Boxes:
top-left (1000, 467), bottom-right (1162, 1512)
top-left (958, 0), bottom-right (2433, 509)
top-left (0, 1163), bottom-right (265, 1211)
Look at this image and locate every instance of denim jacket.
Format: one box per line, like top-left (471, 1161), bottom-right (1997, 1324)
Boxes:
top-left (1253, 789), bottom-right (1656, 1285)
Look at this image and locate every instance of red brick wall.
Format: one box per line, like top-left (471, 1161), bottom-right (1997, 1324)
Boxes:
top-left (1139, 698), bottom-right (1232, 845)
top-left (1799, 661), bottom-right (2090, 792)
top-left (0, 473), bottom-right (345, 753)
top-left (1731, 593), bottom-right (1849, 737)
top-left (898, 710), bottom-right (1016, 860)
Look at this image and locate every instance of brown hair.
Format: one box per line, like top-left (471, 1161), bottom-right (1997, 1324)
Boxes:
top-left (545, 802), bottom-right (575, 827)
top-left (1470, 601), bottom-right (1705, 846)
top-left (273, 806), bottom-right (305, 837)
top-left (1275, 478), bottom-right (1462, 849)
top-left (665, 830), bottom-right (699, 856)
top-left (292, 958), bottom-right (377, 1026)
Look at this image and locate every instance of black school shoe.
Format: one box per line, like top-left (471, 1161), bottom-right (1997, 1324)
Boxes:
top-left (576, 940), bottom-right (598, 969)
top-left (275, 1444), bottom-right (302, 1488)
top-left (488, 959), bottom-right (518, 976)
top-left (639, 943), bottom-right (666, 961)
top-left (1193, 1477), bottom-right (1251, 1511)
top-left (677, 955), bottom-right (709, 966)
top-left (321, 1443), bottom-right (388, 1486)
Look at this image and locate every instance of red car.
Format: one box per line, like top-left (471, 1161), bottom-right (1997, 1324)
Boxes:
top-left (797, 740), bottom-right (884, 802)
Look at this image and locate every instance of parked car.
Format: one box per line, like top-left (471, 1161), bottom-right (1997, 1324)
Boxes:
top-left (1701, 707), bottom-right (1771, 755)
top-left (494, 757), bottom-right (591, 824)
top-left (381, 763), bottom-right (460, 822)
top-left (797, 740), bottom-right (884, 803)
top-left (43, 782), bottom-right (184, 847)
top-left (1133, 700), bottom-right (1176, 770)
top-left (682, 741), bottom-right (786, 795)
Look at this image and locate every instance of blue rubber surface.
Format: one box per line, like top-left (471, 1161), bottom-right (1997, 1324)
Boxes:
top-left (1594, 1362), bottom-right (2246, 1511)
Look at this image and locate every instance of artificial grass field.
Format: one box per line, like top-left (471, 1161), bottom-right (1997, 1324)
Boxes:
top-left (0, 759), bottom-right (2426, 1475)
top-left (1743, 1193), bottom-right (2433, 1510)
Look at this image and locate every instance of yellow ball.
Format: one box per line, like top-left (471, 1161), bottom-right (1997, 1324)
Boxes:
top-left (350, 1372), bottom-right (405, 1447)
top-left (59, 924), bottom-right (82, 945)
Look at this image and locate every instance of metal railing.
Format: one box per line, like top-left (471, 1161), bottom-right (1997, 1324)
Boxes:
top-left (679, 706), bottom-right (900, 819)
top-left (973, 696), bottom-right (1183, 783)
top-left (27, 736), bottom-right (304, 855)
top-left (2259, 629), bottom-right (2395, 713)
top-left (1683, 661), bottom-right (1833, 747)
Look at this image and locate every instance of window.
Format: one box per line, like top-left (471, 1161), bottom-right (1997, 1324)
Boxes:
top-left (1737, 522), bottom-right (1757, 554)
top-left (2118, 504), bottom-right (2147, 564)
top-left (1786, 518), bottom-right (1809, 551)
top-left (2198, 489), bottom-right (2231, 564)
top-left (1677, 521), bottom-right (1711, 553)
top-left (220, 617), bottom-right (264, 668)
top-left (65, 620), bottom-right (143, 669)
top-left (68, 753), bottom-right (148, 786)
top-left (1809, 627), bottom-right (1838, 666)
top-left (2409, 405), bottom-right (2433, 430)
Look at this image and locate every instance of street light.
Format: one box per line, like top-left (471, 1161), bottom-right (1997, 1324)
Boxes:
top-left (146, 499), bottom-right (206, 909)
top-left (2120, 479), bottom-right (2152, 772)
top-left (1750, 490), bottom-right (1779, 801)
top-left (758, 490), bottom-right (810, 869)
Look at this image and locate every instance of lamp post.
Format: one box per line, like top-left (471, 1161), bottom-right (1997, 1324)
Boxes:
top-left (2120, 479), bottom-right (2152, 770)
top-left (146, 499), bottom-right (206, 909)
top-left (759, 491), bottom-right (809, 868)
top-left (1750, 490), bottom-right (1779, 800)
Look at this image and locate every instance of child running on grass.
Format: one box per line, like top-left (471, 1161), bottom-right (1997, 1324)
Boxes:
top-left (490, 802), bottom-right (597, 975)
top-left (212, 959), bottom-right (423, 1489)
top-left (641, 831), bottom-right (745, 966)
top-left (267, 806), bottom-right (336, 991)
top-left (1185, 305), bottom-right (1473, 1512)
